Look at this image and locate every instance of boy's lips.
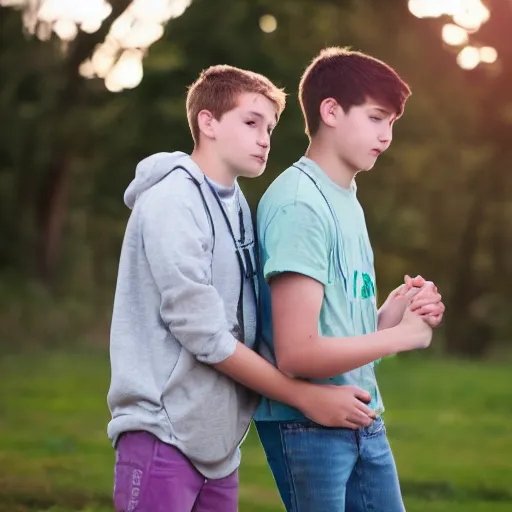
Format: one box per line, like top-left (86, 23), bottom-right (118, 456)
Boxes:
top-left (371, 149), bottom-right (382, 156)
top-left (251, 155), bottom-right (267, 164)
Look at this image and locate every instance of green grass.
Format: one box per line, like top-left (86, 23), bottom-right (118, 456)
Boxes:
top-left (0, 351), bottom-right (510, 511)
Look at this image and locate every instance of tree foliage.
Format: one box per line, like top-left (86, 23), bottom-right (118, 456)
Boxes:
top-left (0, 0), bottom-right (511, 355)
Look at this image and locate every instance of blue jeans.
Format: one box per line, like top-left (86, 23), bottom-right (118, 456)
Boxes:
top-left (255, 417), bottom-right (405, 512)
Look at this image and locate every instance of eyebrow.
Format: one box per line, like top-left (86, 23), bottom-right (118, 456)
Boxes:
top-left (370, 106), bottom-right (393, 116)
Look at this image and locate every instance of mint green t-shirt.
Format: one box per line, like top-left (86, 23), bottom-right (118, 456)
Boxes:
top-left (254, 157), bottom-right (384, 421)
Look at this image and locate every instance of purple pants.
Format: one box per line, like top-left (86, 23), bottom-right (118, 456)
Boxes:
top-left (113, 431), bottom-right (238, 512)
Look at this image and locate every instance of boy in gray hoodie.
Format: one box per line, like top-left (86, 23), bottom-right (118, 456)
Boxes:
top-left (107, 65), bottom-right (378, 512)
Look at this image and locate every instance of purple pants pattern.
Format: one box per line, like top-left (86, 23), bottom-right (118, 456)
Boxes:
top-left (113, 431), bottom-right (238, 512)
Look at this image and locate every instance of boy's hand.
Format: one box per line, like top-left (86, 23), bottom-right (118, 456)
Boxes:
top-left (396, 306), bottom-right (433, 351)
top-left (297, 384), bottom-right (377, 429)
top-left (378, 274), bottom-right (425, 330)
top-left (379, 275), bottom-right (444, 330)
top-left (408, 284), bottom-right (445, 328)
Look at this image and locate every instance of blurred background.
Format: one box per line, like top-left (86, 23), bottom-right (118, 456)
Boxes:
top-left (0, 1), bottom-right (511, 511)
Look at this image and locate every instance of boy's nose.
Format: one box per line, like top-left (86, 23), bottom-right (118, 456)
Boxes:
top-left (258, 137), bottom-right (270, 148)
top-left (379, 132), bottom-right (392, 148)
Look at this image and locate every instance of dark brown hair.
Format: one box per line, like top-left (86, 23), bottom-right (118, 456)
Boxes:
top-left (299, 47), bottom-right (411, 137)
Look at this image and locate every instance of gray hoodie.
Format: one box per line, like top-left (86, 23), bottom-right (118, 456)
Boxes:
top-left (107, 152), bottom-right (259, 479)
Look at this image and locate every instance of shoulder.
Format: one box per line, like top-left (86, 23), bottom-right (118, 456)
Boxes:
top-left (139, 169), bottom-right (205, 214)
top-left (135, 171), bottom-right (214, 240)
top-left (258, 165), bottom-right (334, 233)
top-left (262, 165), bottom-right (335, 209)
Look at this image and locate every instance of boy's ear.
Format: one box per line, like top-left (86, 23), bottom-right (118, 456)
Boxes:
top-left (319, 98), bottom-right (338, 128)
top-left (197, 110), bottom-right (216, 140)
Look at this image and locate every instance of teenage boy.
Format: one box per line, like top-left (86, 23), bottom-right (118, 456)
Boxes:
top-left (254, 48), bottom-right (445, 511)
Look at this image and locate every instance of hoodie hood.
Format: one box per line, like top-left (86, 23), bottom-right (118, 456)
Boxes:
top-left (124, 152), bottom-right (205, 209)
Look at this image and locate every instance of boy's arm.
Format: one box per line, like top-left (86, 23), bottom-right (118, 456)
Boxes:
top-left (214, 342), bottom-right (377, 428)
top-left (141, 187), bottom-right (236, 364)
top-left (270, 272), bottom-right (432, 379)
top-left (141, 186), bottom-right (374, 427)
top-left (259, 200), bottom-right (432, 380)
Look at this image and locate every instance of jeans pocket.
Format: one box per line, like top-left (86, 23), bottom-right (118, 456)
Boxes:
top-left (362, 416), bottom-right (386, 438)
top-left (281, 420), bottom-right (326, 433)
top-left (113, 462), bottom-right (144, 512)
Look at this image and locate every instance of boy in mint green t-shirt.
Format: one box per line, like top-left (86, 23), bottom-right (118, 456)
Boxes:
top-left (255, 48), bottom-right (445, 512)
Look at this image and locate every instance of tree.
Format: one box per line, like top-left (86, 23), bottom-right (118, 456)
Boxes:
top-left (0, 0), bottom-right (510, 355)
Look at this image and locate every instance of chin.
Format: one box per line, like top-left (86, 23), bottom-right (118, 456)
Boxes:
top-left (361, 160), bottom-right (377, 172)
top-left (240, 164), bottom-right (266, 179)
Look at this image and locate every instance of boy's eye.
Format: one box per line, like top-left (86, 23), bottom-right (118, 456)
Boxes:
top-left (245, 120), bottom-right (256, 126)
top-left (370, 116), bottom-right (383, 122)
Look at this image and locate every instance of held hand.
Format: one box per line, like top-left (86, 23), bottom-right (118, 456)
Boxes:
top-left (378, 275), bottom-right (425, 329)
top-left (402, 274), bottom-right (426, 292)
top-left (397, 306), bottom-right (433, 350)
top-left (395, 276), bottom-right (445, 329)
top-left (390, 274), bottom-right (427, 301)
top-left (409, 283), bottom-right (445, 328)
top-left (298, 384), bottom-right (377, 429)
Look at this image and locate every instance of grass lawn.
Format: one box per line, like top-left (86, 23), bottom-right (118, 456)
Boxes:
top-left (0, 351), bottom-right (510, 511)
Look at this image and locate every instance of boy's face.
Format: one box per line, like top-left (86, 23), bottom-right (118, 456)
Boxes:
top-left (212, 92), bottom-right (278, 179)
top-left (331, 98), bottom-right (396, 173)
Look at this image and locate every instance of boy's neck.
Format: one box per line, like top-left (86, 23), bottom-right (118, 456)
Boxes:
top-left (305, 138), bottom-right (357, 190)
top-left (191, 147), bottom-right (236, 187)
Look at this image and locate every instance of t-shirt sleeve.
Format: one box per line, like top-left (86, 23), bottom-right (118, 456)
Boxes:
top-left (261, 201), bottom-right (330, 286)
